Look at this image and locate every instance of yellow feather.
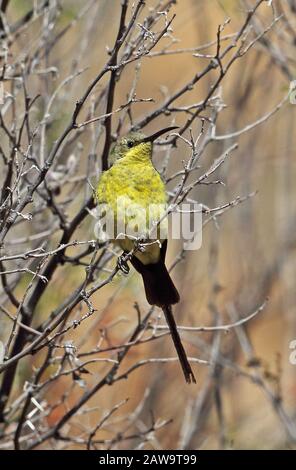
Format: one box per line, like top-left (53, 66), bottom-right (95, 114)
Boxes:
top-left (96, 142), bottom-right (168, 264)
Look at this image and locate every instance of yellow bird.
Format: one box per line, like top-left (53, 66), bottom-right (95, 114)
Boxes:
top-left (96, 126), bottom-right (196, 383)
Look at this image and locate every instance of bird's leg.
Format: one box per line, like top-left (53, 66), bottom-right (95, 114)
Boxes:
top-left (117, 252), bottom-right (130, 275)
top-left (135, 236), bottom-right (147, 253)
top-left (117, 237), bottom-right (161, 274)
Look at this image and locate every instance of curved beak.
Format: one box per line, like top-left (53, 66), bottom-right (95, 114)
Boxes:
top-left (141, 126), bottom-right (179, 143)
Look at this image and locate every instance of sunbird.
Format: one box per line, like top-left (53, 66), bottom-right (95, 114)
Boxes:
top-left (96, 126), bottom-right (196, 384)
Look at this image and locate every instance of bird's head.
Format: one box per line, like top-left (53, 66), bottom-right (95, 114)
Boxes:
top-left (109, 126), bottom-right (178, 166)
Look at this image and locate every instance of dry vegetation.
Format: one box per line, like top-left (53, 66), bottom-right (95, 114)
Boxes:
top-left (0, 0), bottom-right (296, 450)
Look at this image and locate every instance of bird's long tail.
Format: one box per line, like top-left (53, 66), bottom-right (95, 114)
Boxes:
top-left (130, 255), bottom-right (196, 384)
top-left (162, 304), bottom-right (196, 384)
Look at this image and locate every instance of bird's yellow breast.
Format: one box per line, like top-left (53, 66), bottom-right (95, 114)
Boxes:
top-left (96, 158), bottom-right (168, 264)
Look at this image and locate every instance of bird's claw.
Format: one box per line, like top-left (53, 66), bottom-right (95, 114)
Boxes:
top-left (137, 243), bottom-right (146, 253)
top-left (135, 237), bottom-right (146, 253)
top-left (117, 255), bottom-right (130, 275)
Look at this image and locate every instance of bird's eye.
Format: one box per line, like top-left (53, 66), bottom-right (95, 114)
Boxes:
top-left (127, 140), bottom-right (134, 148)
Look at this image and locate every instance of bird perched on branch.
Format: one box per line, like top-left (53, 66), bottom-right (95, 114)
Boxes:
top-left (96, 126), bottom-right (196, 384)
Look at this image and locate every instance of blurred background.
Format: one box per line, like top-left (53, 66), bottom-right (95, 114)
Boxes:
top-left (0, 0), bottom-right (296, 450)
